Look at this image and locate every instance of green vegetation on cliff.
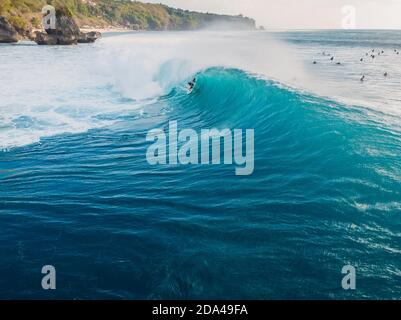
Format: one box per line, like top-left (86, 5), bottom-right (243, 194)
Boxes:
top-left (0, 0), bottom-right (255, 33)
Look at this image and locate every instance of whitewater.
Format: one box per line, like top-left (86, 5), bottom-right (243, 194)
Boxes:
top-left (1, 30), bottom-right (401, 150)
top-left (0, 30), bottom-right (401, 299)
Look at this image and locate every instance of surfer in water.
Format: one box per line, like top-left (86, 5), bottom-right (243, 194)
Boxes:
top-left (188, 78), bottom-right (196, 92)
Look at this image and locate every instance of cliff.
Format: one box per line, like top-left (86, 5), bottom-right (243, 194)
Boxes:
top-left (0, 0), bottom-right (256, 37)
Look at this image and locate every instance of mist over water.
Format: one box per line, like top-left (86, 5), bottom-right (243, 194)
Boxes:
top-left (95, 31), bottom-right (310, 100)
top-left (2, 31), bottom-right (310, 149)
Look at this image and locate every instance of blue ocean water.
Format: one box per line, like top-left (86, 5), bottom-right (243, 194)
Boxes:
top-left (0, 30), bottom-right (401, 299)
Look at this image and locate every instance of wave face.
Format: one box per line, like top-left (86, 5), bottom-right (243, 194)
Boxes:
top-left (1, 31), bottom-right (401, 299)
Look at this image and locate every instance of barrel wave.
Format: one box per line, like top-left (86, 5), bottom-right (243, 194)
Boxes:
top-left (1, 31), bottom-right (401, 299)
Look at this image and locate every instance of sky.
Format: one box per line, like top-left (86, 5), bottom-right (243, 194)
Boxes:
top-left (145, 0), bottom-right (401, 29)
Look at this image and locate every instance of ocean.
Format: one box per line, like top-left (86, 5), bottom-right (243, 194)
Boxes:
top-left (0, 30), bottom-right (400, 299)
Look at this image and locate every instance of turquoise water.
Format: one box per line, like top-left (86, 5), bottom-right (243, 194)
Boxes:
top-left (0, 31), bottom-right (401, 299)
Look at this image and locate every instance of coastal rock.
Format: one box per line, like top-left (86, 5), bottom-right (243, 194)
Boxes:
top-left (78, 31), bottom-right (101, 43)
top-left (34, 8), bottom-right (100, 45)
top-left (34, 31), bottom-right (58, 45)
top-left (0, 16), bottom-right (20, 43)
top-left (35, 10), bottom-right (79, 45)
top-left (35, 31), bottom-right (78, 45)
top-left (53, 14), bottom-right (81, 37)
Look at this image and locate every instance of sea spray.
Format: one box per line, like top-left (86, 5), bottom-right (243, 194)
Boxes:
top-left (95, 31), bottom-right (309, 101)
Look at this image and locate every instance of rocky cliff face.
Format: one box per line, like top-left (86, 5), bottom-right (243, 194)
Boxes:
top-left (0, 16), bottom-right (20, 43)
top-left (78, 31), bottom-right (101, 43)
top-left (0, 12), bottom-right (101, 45)
top-left (34, 10), bottom-right (101, 45)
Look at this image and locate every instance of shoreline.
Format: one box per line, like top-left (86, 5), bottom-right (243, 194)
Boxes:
top-left (30, 26), bottom-right (133, 35)
top-left (80, 27), bottom-right (134, 34)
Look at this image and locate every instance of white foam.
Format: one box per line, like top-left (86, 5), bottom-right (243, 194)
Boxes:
top-left (0, 31), bottom-right (310, 149)
top-left (95, 31), bottom-right (310, 100)
top-left (2, 31), bottom-right (400, 150)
